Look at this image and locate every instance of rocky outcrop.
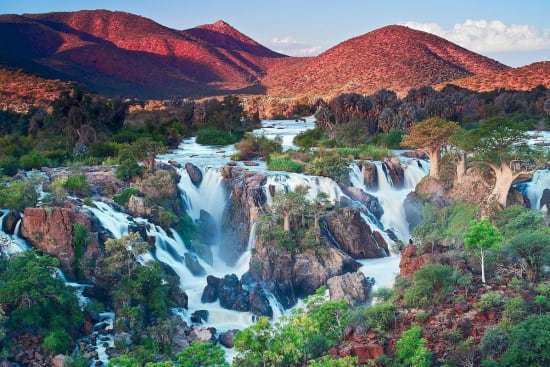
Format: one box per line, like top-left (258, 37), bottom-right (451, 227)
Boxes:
top-left (185, 163), bottom-right (203, 187)
top-left (20, 207), bottom-right (102, 279)
top-left (327, 272), bottom-right (373, 307)
top-left (338, 186), bottom-right (384, 220)
top-left (127, 195), bottom-right (151, 217)
top-left (201, 274), bottom-right (273, 317)
top-left (382, 157), bottom-right (405, 188)
top-left (1, 210), bottom-right (21, 235)
top-left (219, 329), bottom-right (239, 348)
top-left (360, 162), bottom-right (378, 190)
top-left (322, 208), bottom-right (389, 258)
top-left (184, 253), bottom-right (206, 276)
top-left (416, 176), bottom-right (449, 208)
top-left (221, 166), bottom-right (267, 265)
top-left (403, 192), bottom-right (425, 231)
top-left (540, 188), bottom-right (550, 212)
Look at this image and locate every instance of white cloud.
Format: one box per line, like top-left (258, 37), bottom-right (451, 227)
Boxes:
top-left (400, 19), bottom-right (550, 53)
top-left (265, 36), bottom-right (322, 56)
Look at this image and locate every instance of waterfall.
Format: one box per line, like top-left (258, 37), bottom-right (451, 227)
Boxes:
top-left (518, 169), bottom-right (550, 210)
top-left (0, 212), bottom-right (28, 255)
top-left (264, 173), bottom-right (345, 204)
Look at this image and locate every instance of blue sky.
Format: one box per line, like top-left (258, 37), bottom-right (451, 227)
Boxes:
top-left (1, 0), bottom-right (549, 67)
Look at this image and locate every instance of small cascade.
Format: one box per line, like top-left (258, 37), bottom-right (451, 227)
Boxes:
top-left (264, 173), bottom-right (345, 204)
top-left (178, 167), bottom-right (226, 223)
top-left (517, 169), bottom-right (550, 210)
top-left (0, 212), bottom-right (28, 255)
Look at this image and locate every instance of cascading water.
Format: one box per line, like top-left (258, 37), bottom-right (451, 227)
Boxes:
top-left (0, 211), bottom-right (28, 255)
top-left (516, 169), bottom-right (550, 211)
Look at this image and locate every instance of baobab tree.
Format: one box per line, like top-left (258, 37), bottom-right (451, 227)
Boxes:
top-left (401, 117), bottom-right (461, 178)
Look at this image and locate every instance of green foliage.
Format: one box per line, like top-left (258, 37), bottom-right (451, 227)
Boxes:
top-left (505, 230), bottom-right (550, 281)
top-left (108, 355), bottom-right (138, 367)
top-left (412, 203), bottom-right (478, 251)
top-left (308, 151), bottom-right (350, 181)
top-left (176, 341), bottom-right (229, 367)
top-left (476, 291), bottom-right (502, 313)
top-left (333, 118), bottom-right (369, 146)
top-left (0, 156), bottom-right (21, 176)
top-left (395, 325), bottom-right (431, 367)
top-left (376, 130), bottom-right (405, 149)
top-left (499, 314), bottom-right (550, 367)
top-left (364, 302), bottom-right (396, 331)
top-left (195, 129), bottom-right (239, 146)
top-left (502, 297), bottom-right (528, 324)
top-left (42, 329), bottom-right (72, 354)
top-left (104, 232), bottom-right (149, 278)
top-left (495, 205), bottom-right (546, 237)
top-left (20, 151), bottom-right (49, 170)
top-left (116, 158), bottom-right (144, 181)
top-left (233, 133), bottom-right (282, 160)
top-left (0, 177), bottom-right (39, 210)
top-left (402, 264), bottom-right (454, 308)
top-left (174, 214), bottom-right (197, 244)
top-left (480, 326), bottom-right (509, 361)
top-left (463, 217), bottom-right (503, 283)
top-left (72, 223), bottom-right (91, 277)
top-left (336, 144), bottom-right (390, 161)
top-left (293, 127), bottom-right (326, 149)
top-left (267, 154), bottom-right (305, 173)
top-left (0, 308), bottom-right (6, 342)
top-left (65, 173), bottom-right (90, 196)
top-left (0, 251), bottom-right (83, 347)
top-left (114, 188), bottom-right (141, 206)
top-left (308, 355), bottom-right (359, 366)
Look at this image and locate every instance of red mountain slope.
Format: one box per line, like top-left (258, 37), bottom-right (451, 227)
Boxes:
top-left (0, 12), bottom-right (513, 98)
top-left (435, 61), bottom-right (550, 92)
top-left (262, 25), bottom-right (509, 97)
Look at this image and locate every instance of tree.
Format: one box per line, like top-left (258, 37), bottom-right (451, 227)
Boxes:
top-left (395, 325), bottom-right (431, 367)
top-left (176, 341), bottom-right (229, 367)
top-left (500, 314), bottom-right (550, 367)
top-left (233, 316), bottom-right (282, 367)
top-left (104, 232), bottom-right (149, 277)
top-left (458, 117), bottom-right (544, 207)
top-left (401, 117), bottom-right (460, 178)
top-left (506, 230), bottom-right (550, 281)
top-left (463, 217), bottom-right (503, 283)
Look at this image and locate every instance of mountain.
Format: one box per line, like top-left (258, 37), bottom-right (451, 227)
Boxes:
top-left (0, 10), bottom-right (512, 98)
top-left (434, 61), bottom-right (550, 92)
top-left (262, 25), bottom-right (509, 97)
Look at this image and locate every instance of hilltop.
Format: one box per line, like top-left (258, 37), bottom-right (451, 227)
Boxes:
top-left (0, 10), bottom-right (515, 99)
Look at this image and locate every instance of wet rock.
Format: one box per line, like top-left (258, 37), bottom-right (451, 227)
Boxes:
top-left (196, 210), bottom-right (217, 246)
top-left (327, 272), bottom-right (373, 307)
top-left (1, 210), bottom-right (21, 235)
top-left (219, 274), bottom-right (250, 312)
top-left (185, 163), bottom-right (203, 187)
top-left (190, 327), bottom-right (216, 343)
top-left (127, 195), bottom-right (150, 217)
top-left (51, 355), bottom-right (66, 367)
top-left (540, 188), bottom-right (550, 211)
top-left (360, 162), bottom-right (378, 189)
top-left (191, 310), bottom-right (209, 324)
top-left (168, 159), bottom-right (181, 168)
top-left (185, 253), bottom-right (206, 276)
top-left (403, 192), bottom-right (424, 231)
top-left (249, 285), bottom-right (273, 317)
top-left (339, 185), bottom-right (384, 220)
top-left (322, 208), bottom-right (389, 258)
top-left (201, 275), bottom-right (221, 303)
top-left (417, 176), bottom-right (448, 208)
top-left (382, 157), bottom-right (405, 188)
top-left (219, 329), bottom-right (239, 348)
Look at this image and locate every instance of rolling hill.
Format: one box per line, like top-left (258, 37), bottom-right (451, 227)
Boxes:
top-left (0, 10), bottom-right (520, 99)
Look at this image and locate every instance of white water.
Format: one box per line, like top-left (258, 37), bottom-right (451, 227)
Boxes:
top-left (519, 169), bottom-right (550, 211)
top-left (0, 211), bottom-right (29, 255)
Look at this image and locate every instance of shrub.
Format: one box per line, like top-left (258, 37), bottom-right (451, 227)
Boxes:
top-left (365, 302), bottom-right (396, 331)
top-left (116, 158), bottom-right (143, 181)
top-left (20, 151), bottom-right (49, 169)
top-left (196, 128), bottom-right (238, 145)
top-left (234, 134), bottom-right (282, 160)
top-left (395, 325), bottom-right (431, 367)
top-left (267, 154), bottom-right (305, 173)
top-left (293, 127), bottom-right (325, 149)
top-left (0, 178), bottom-right (39, 210)
top-left (114, 188), bottom-right (141, 206)
top-left (377, 130), bottom-right (405, 149)
top-left (480, 326), bottom-right (509, 360)
top-left (476, 291), bottom-right (502, 312)
top-left (502, 297), bottom-right (528, 324)
top-left (42, 329), bottom-right (72, 354)
top-left (65, 173), bottom-right (90, 196)
top-left (0, 156), bottom-right (21, 176)
top-left (309, 152), bottom-right (350, 181)
top-left (500, 314), bottom-right (550, 366)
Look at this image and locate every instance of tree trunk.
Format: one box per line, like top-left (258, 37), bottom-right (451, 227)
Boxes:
top-left (427, 148), bottom-right (440, 178)
top-left (489, 161), bottom-right (537, 208)
top-left (480, 249), bottom-right (486, 284)
top-left (455, 152), bottom-right (466, 185)
top-left (283, 213), bottom-right (291, 232)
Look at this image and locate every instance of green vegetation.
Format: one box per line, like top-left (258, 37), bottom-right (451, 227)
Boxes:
top-left (114, 187), bottom-right (142, 206)
top-left (267, 153), bottom-right (305, 173)
top-left (463, 217), bottom-right (503, 283)
top-left (233, 133), bottom-right (282, 160)
top-left (196, 128), bottom-right (240, 145)
top-left (0, 176), bottom-right (40, 210)
top-left (0, 251), bottom-right (83, 354)
top-left (394, 325), bottom-right (431, 367)
top-left (308, 151), bottom-right (350, 182)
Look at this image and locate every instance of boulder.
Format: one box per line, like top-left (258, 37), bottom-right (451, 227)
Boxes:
top-left (196, 210), bottom-right (217, 246)
top-left (249, 285), bottom-right (273, 317)
top-left (416, 176), bottom-right (448, 208)
top-left (361, 162), bottom-right (378, 190)
top-left (184, 253), bottom-right (206, 276)
top-left (21, 207), bottom-right (102, 279)
top-left (51, 355), bottom-right (66, 367)
top-left (201, 275), bottom-right (220, 303)
top-left (403, 192), bottom-right (424, 231)
top-left (382, 157), bottom-right (405, 188)
top-left (168, 159), bottom-right (182, 168)
top-left (219, 329), bottom-right (239, 348)
top-left (540, 188), bottom-right (550, 212)
top-left (339, 185), bottom-right (384, 220)
top-left (327, 272), bottom-right (373, 307)
top-left (322, 208), bottom-right (389, 258)
top-left (190, 310), bottom-right (209, 324)
top-left (127, 195), bottom-right (150, 217)
top-left (189, 327), bottom-right (217, 343)
top-left (185, 163), bottom-right (203, 187)
top-left (1, 210), bottom-right (21, 235)
top-left (218, 274), bottom-right (250, 312)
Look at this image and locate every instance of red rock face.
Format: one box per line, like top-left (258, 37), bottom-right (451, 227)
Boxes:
top-left (21, 207), bottom-right (100, 277)
top-left (0, 11), bottom-right (509, 98)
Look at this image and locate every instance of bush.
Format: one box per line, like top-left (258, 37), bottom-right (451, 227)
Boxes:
top-left (114, 188), bottom-right (141, 206)
top-left (196, 128), bottom-right (239, 145)
top-left (476, 291), bottom-right (502, 312)
top-left (42, 329), bottom-right (72, 354)
top-left (503, 297), bottom-right (528, 324)
top-left (267, 154), bottom-right (305, 173)
top-left (308, 152), bottom-right (350, 181)
top-left (0, 156), bottom-right (21, 176)
top-left (480, 326), bottom-right (509, 360)
top-left (395, 325), bottom-right (431, 367)
top-left (376, 130), bottom-right (405, 149)
top-left (500, 314), bottom-right (550, 366)
top-left (20, 151), bottom-right (49, 169)
top-left (65, 173), bottom-right (90, 196)
top-left (116, 158), bottom-right (144, 181)
top-left (365, 302), bottom-right (396, 331)
top-left (293, 127), bottom-right (326, 149)
top-left (0, 178), bottom-right (39, 210)
top-left (233, 134), bottom-right (282, 160)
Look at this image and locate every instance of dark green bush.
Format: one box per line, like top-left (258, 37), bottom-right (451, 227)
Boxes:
top-left (267, 154), bottom-right (305, 173)
top-left (196, 128), bottom-right (240, 145)
top-left (113, 187), bottom-right (141, 206)
top-left (116, 158), bottom-right (144, 181)
top-left (65, 173), bottom-right (90, 196)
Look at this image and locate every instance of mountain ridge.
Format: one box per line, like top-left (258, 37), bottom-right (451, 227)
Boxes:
top-left (0, 10), bottom-right (530, 99)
